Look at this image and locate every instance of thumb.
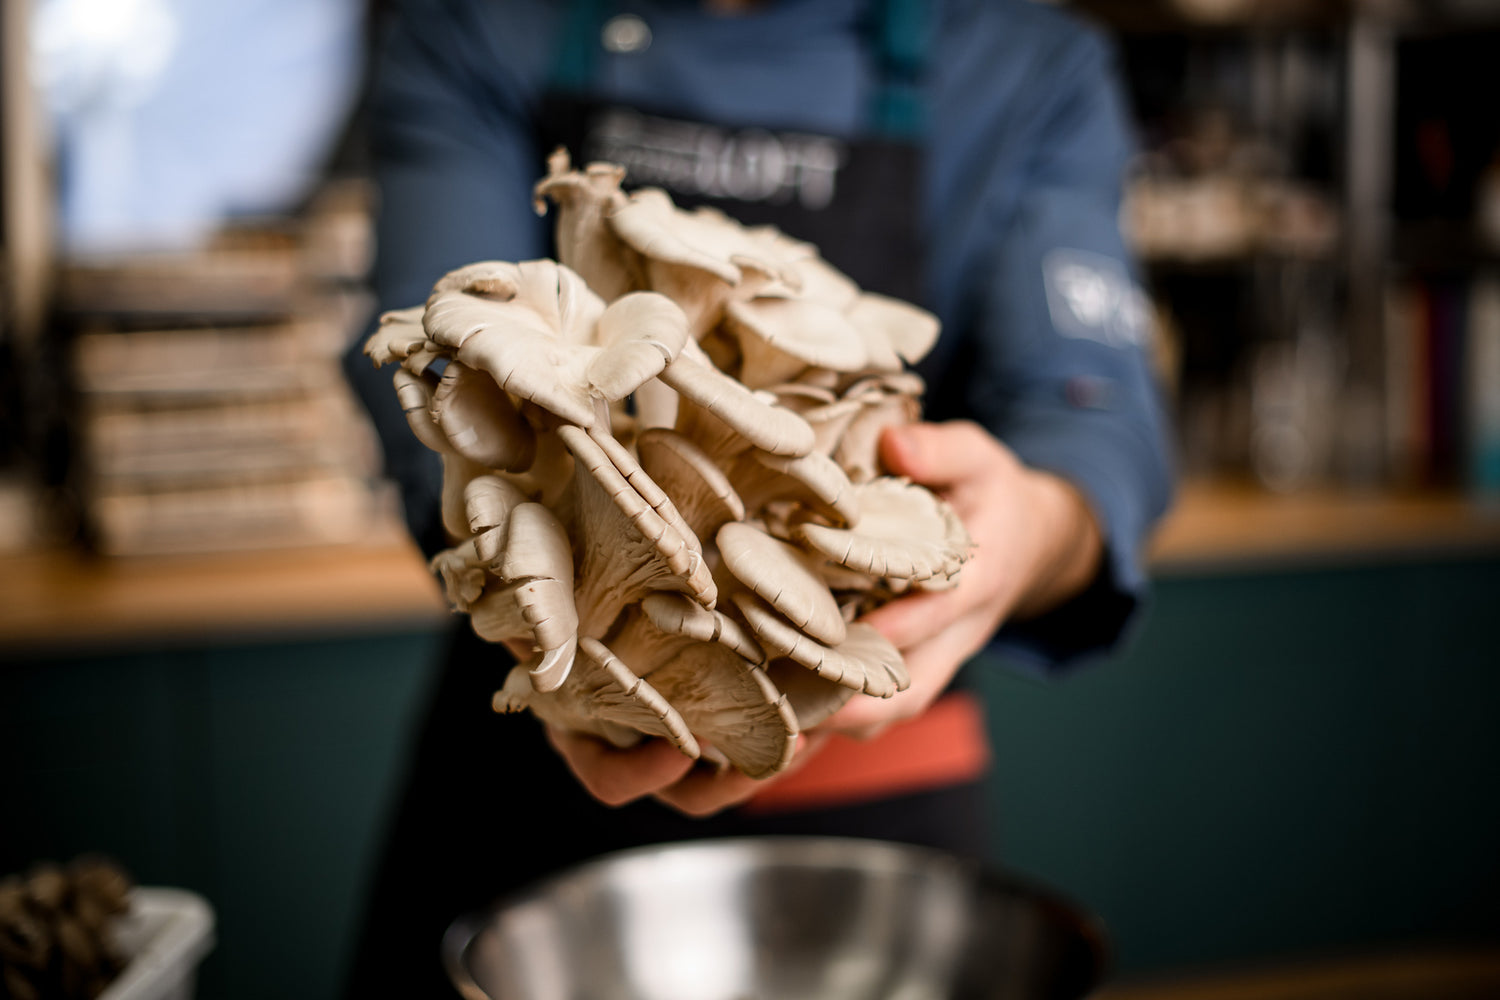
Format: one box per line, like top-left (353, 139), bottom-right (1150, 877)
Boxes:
top-left (878, 421), bottom-right (993, 489)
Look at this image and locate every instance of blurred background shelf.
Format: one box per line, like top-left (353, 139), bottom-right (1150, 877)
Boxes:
top-left (0, 520), bottom-right (445, 652)
top-left (1149, 478), bottom-right (1500, 572)
top-left (3, 479), bottom-right (1497, 651)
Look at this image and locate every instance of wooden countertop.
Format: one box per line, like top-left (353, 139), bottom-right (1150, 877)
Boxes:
top-left (1149, 479), bottom-right (1500, 574)
top-left (0, 525), bottom-right (448, 652)
top-left (3, 482), bottom-right (1499, 649)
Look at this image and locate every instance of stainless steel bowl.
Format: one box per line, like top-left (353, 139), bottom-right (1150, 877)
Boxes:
top-left (443, 837), bottom-right (1107, 1000)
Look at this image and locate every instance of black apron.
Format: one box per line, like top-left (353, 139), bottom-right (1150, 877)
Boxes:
top-left (343, 6), bottom-right (988, 996)
top-left (538, 0), bottom-right (930, 306)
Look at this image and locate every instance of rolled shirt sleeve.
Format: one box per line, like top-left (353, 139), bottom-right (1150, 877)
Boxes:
top-left (921, 2), bottom-right (1176, 671)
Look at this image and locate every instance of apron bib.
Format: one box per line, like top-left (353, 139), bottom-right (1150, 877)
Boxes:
top-left (536, 0), bottom-right (930, 306)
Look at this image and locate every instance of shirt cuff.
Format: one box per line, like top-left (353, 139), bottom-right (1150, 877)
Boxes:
top-left (986, 406), bottom-right (1173, 674)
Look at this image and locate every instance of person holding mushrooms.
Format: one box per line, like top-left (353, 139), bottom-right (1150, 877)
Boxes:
top-left (341, 0), bottom-right (1175, 994)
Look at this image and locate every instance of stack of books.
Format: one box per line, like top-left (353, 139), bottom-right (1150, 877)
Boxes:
top-left (66, 182), bottom-right (393, 556)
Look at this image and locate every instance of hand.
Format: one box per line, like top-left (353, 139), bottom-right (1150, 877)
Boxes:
top-left (821, 421), bottom-right (1102, 737)
top-left (546, 726), bottom-right (833, 818)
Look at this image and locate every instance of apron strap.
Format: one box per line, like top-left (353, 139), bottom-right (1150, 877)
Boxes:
top-left (868, 0), bottom-right (930, 140)
top-left (551, 0), bottom-right (929, 139)
top-left (551, 0), bottom-right (610, 94)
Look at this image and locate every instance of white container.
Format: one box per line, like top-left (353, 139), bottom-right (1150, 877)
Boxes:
top-left (99, 888), bottom-right (216, 1000)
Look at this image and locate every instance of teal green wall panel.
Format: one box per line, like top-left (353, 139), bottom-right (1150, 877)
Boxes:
top-left (976, 558), bottom-right (1500, 974)
top-left (3, 559), bottom-right (1497, 999)
top-left (1, 630), bottom-right (444, 1000)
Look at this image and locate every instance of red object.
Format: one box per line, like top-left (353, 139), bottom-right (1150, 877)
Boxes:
top-left (743, 691), bottom-right (992, 814)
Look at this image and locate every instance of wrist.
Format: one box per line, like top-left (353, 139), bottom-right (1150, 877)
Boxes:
top-left (1012, 469), bottom-right (1103, 620)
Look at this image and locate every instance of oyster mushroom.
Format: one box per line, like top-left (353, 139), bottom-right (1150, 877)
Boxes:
top-left (422, 259), bottom-right (688, 429)
top-left (557, 423), bottom-right (715, 639)
top-left (662, 340), bottom-right (816, 459)
top-left (764, 660), bottom-right (857, 729)
top-left (363, 305), bottom-right (442, 375)
top-left (715, 521), bottom-right (846, 647)
top-left (733, 592), bottom-right (909, 698)
top-left (429, 531), bottom-right (498, 612)
top-left (608, 602), bottom-right (797, 779)
top-left (431, 361), bottom-right (536, 471)
top-left (721, 296), bottom-right (883, 389)
top-left (846, 292), bottom-right (941, 367)
top-left (767, 383), bottom-right (864, 457)
top-left (639, 592), bottom-right (763, 663)
top-left (468, 500), bottom-right (579, 692)
top-left (726, 448), bottom-right (860, 528)
top-left (830, 373), bottom-right (924, 482)
top-left (635, 428), bottom-right (745, 544)
top-left (606, 193), bottom-right (794, 336)
top-left (572, 417), bottom-right (703, 563)
top-left (531, 150), bottom-right (638, 302)
top-left (464, 474), bottom-right (530, 534)
top-left (393, 368), bottom-right (486, 541)
top-left (792, 477), bottom-right (974, 585)
top-left (494, 636), bottom-right (699, 756)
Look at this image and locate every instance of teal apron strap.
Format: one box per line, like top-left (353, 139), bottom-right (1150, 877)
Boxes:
top-left (869, 0), bottom-right (930, 140)
top-left (554, 0), bottom-right (928, 139)
top-left (552, 0), bottom-right (610, 93)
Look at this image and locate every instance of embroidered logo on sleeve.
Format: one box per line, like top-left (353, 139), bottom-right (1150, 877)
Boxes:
top-left (1043, 248), bottom-right (1151, 350)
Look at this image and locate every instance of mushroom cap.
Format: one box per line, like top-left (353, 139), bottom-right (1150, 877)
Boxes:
top-left (464, 475), bottom-right (530, 534)
top-left (603, 602), bottom-right (795, 778)
top-left (793, 477), bottom-right (973, 584)
top-left (640, 592), bottom-right (763, 662)
top-left (732, 592), bottom-right (908, 698)
top-left (764, 660), bottom-right (857, 729)
top-left (364, 306), bottom-right (436, 373)
top-left (715, 522), bottom-right (846, 647)
top-left (609, 191), bottom-right (751, 286)
top-left (729, 448), bottom-right (860, 528)
top-left (422, 261), bottom-right (687, 431)
top-left (495, 636), bottom-right (700, 758)
top-left (847, 292), bottom-right (941, 366)
top-left (830, 376), bottom-right (923, 483)
top-left (422, 260), bottom-right (605, 426)
top-left (467, 501), bottom-right (579, 692)
top-left (560, 423), bottom-right (715, 639)
top-left (433, 362), bottom-right (537, 471)
top-left (767, 386), bottom-right (864, 457)
top-left (587, 291), bottom-right (691, 399)
top-left (428, 534), bottom-right (493, 612)
top-left (532, 150), bottom-right (639, 302)
top-left (392, 368), bottom-right (449, 455)
top-left (722, 297), bottom-right (872, 388)
top-left (395, 367), bottom-right (488, 540)
top-left (661, 341), bottom-right (816, 459)
top-left (636, 428), bottom-right (745, 544)
top-left (646, 645), bottom-right (797, 779)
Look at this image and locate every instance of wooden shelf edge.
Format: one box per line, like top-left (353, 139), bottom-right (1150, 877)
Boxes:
top-left (0, 534), bottom-right (449, 652)
top-left (1150, 479), bottom-right (1500, 575)
top-left (4, 482), bottom-right (1499, 649)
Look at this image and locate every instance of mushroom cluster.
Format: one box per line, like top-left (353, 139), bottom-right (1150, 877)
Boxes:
top-left (364, 152), bottom-right (972, 778)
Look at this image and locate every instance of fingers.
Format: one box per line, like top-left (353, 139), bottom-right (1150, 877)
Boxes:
top-left (879, 420), bottom-right (1002, 489)
top-left (650, 766), bottom-right (765, 817)
top-left (652, 733), bottom-right (830, 817)
top-left (545, 726), bottom-right (696, 807)
top-left (822, 608), bottom-right (993, 735)
top-left (859, 586), bottom-right (965, 653)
